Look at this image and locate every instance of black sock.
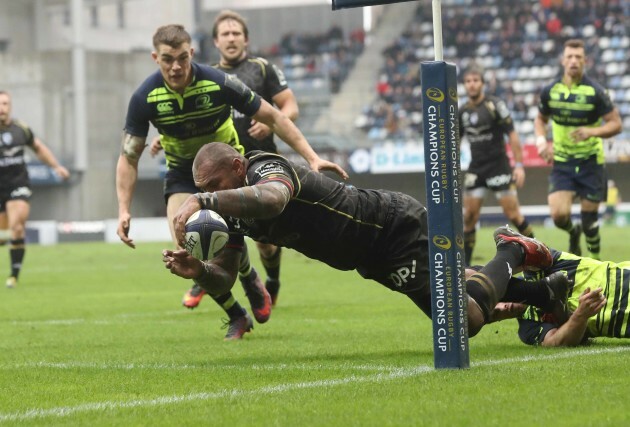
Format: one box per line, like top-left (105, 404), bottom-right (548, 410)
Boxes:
top-left (464, 230), bottom-right (476, 266)
top-left (9, 239), bottom-right (25, 279)
top-left (212, 292), bottom-right (247, 319)
top-left (515, 219), bottom-right (534, 238)
top-left (501, 276), bottom-right (551, 308)
top-left (260, 246), bottom-right (281, 281)
top-left (465, 243), bottom-right (522, 320)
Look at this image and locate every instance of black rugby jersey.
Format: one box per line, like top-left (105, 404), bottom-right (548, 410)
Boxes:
top-left (214, 56), bottom-right (289, 153)
top-left (0, 120), bottom-right (34, 189)
top-left (124, 62), bottom-right (261, 171)
top-left (459, 95), bottom-right (515, 170)
top-left (225, 151), bottom-right (393, 271)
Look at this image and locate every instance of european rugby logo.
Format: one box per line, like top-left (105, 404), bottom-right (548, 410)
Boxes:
top-left (433, 235), bottom-right (451, 250)
top-left (455, 234), bottom-right (464, 249)
top-left (426, 88), bottom-right (445, 103)
top-left (448, 88), bottom-right (458, 101)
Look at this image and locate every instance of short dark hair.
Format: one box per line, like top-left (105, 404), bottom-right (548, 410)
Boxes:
top-left (564, 39), bottom-right (585, 50)
top-left (212, 10), bottom-right (249, 40)
top-left (152, 24), bottom-right (191, 50)
top-left (463, 65), bottom-right (485, 83)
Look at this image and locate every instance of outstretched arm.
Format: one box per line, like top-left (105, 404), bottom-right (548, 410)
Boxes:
top-left (173, 181), bottom-right (290, 248)
top-left (252, 99), bottom-right (348, 179)
top-left (162, 247), bottom-right (240, 297)
top-left (116, 132), bottom-right (147, 248)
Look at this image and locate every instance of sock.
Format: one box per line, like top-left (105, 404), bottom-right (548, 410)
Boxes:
top-left (557, 218), bottom-right (575, 233)
top-left (465, 243), bottom-right (522, 321)
top-left (238, 248), bottom-right (253, 279)
top-left (515, 219), bottom-right (534, 238)
top-left (581, 210), bottom-right (600, 257)
top-left (9, 239), bottom-right (25, 279)
top-left (212, 292), bottom-right (247, 319)
top-left (501, 276), bottom-right (551, 308)
top-left (260, 246), bottom-right (281, 281)
top-left (464, 230), bottom-right (476, 266)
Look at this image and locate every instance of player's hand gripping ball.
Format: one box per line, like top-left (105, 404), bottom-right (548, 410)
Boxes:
top-left (184, 210), bottom-right (229, 260)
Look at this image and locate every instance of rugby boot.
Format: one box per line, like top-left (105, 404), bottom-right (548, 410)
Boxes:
top-left (240, 268), bottom-right (272, 323)
top-left (222, 313), bottom-right (254, 340)
top-left (265, 278), bottom-right (281, 307)
top-left (182, 283), bottom-right (206, 309)
top-left (5, 276), bottom-right (16, 289)
top-left (494, 225), bottom-right (552, 271)
top-left (542, 271), bottom-right (571, 318)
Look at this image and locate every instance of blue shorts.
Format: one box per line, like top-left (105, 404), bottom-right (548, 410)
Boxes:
top-left (549, 157), bottom-right (606, 202)
top-left (162, 168), bottom-right (199, 204)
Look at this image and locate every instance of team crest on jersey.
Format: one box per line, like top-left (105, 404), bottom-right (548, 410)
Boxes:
top-left (195, 95), bottom-right (212, 110)
top-left (1, 132), bottom-right (13, 145)
top-left (254, 161), bottom-right (285, 178)
top-left (469, 112), bottom-right (478, 126)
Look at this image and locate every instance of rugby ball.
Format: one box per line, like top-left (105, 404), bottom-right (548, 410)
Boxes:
top-left (184, 209), bottom-right (229, 260)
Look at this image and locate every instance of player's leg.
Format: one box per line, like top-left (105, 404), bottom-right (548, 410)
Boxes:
top-left (497, 191), bottom-right (534, 238)
top-left (463, 192), bottom-right (483, 266)
top-left (548, 166), bottom-right (582, 255)
top-left (256, 241), bottom-right (282, 306)
top-left (465, 225), bottom-right (552, 336)
top-left (5, 198), bottom-right (30, 288)
top-left (0, 209), bottom-right (9, 246)
top-left (238, 244), bottom-right (272, 323)
top-left (576, 164), bottom-right (606, 260)
top-left (463, 175), bottom-right (485, 266)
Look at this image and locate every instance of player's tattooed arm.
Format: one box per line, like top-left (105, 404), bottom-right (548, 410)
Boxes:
top-left (196, 182), bottom-right (291, 219)
top-left (121, 132), bottom-right (147, 163)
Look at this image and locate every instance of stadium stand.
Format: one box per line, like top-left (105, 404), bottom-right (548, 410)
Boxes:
top-left (356, 0), bottom-right (630, 144)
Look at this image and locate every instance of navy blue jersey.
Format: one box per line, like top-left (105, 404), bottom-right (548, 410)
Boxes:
top-left (538, 75), bottom-right (615, 164)
top-left (124, 62), bottom-right (262, 171)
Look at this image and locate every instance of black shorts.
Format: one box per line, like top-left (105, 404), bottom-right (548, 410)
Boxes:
top-left (0, 185), bottom-right (33, 210)
top-left (549, 157), bottom-right (606, 202)
top-left (162, 167), bottom-right (199, 204)
top-left (356, 193), bottom-right (431, 309)
top-left (464, 160), bottom-right (514, 192)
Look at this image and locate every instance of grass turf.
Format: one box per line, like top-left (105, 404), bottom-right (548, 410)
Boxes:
top-left (0, 225), bottom-right (628, 426)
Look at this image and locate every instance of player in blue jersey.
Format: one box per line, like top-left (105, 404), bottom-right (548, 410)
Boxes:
top-left (0, 91), bottom-right (70, 288)
top-left (162, 143), bottom-right (566, 341)
top-left (491, 246), bottom-right (629, 347)
top-left (534, 39), bottom-right (621, 259)
top-left (116, 25), bottom-right (347, 340)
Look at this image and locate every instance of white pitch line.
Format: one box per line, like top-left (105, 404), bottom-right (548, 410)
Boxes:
top-left (0, 346), bottom-right (628, 423)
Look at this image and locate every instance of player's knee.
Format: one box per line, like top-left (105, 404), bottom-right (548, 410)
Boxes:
top-left (467, 299), bottom-right (485, 337)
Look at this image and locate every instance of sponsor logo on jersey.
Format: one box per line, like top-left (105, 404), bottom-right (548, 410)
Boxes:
top-left (157, 102), bottom-right (173, 114)
top-left (254, 162), bottom-right (285, 178)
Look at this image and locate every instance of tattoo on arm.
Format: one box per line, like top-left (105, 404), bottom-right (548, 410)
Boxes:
top-left (121, 134), bottom-right (146, 162)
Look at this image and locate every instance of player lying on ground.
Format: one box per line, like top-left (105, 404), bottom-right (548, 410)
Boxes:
top-left (490, 246), bottom-right (627, 347)
top-left (162, 143), bottom-right (566, 340)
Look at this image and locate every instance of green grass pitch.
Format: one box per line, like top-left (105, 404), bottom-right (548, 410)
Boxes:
top-left (0, 225), bottom-right (628, 426)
